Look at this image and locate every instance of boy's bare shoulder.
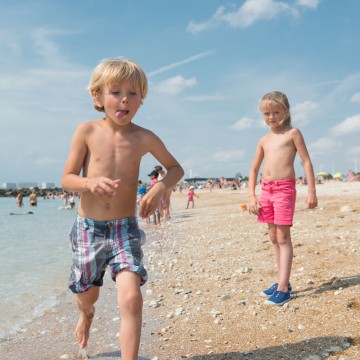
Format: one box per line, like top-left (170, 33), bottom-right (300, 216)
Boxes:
top-left (132, 123), bottom-right (156, 135)
top-left (76, 119), bottom-right (102, 134)
top-left (131, 123), bottom-right (161, 141)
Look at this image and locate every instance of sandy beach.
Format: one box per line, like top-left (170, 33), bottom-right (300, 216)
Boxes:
top-left (1, 181), bottom-right (359, 359)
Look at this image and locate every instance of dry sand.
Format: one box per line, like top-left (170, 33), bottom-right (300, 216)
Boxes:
top-left (1, 181), bottom-right (359, 360)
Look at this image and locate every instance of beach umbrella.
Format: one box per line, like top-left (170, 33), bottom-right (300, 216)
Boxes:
top-left (317, 171), bottom-right (330, 177)
top-left (333, 172), bottom-right (345, 179)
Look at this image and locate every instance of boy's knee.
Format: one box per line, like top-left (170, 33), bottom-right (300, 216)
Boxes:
top-left (118, 291), bottom-right (143, 314)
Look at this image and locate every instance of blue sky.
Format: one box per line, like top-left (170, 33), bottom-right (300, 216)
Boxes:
top-left (1, 0), bottom-right (359, 186)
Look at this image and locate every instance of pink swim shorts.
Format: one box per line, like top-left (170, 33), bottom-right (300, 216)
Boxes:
top-left (258, 179), bottom-right (296, 226)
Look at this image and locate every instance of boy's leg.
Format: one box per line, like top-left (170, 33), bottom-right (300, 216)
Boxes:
top-left (276, 225), bottom-right (293, 292)
top-left (116, 269), bottom-right (143, 360)
top-left (75, 286), bottom-right (100, 348)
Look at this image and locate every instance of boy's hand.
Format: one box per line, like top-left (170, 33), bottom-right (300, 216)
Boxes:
top-left (87, 177), bottom-right (121, 198)
top-left (139, 183), bottom-right (164, 219)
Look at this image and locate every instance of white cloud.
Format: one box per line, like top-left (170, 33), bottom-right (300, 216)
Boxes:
top-left (213, 149), bottom-right (246, 162)
top-left (231, 116), bottom-right (254, 131)
top-left (308, 137), bottom-right (342, 155)
top-left (350, 92), bottom-right (360, 103)
top-left (291, 101), bottom-right (319, 125)
top-left (347, 145), bottom-right (360, 155)
top-left (296, 0), bottom-right (320, 9)
top-left (330, 115), bottom-right (360, 136)
top-left (187, 0), bottom-right (298, 33)
top-left (31, 28), bottom-right (74, 65)
top-left (152, 75), bottom-right (196, 95)
top-left (184, 94), bottom-right (226, 102)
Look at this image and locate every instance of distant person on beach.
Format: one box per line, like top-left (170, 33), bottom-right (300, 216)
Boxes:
top-left (146, 170), bottom-right (161, 224)
top-left (69, 192), bottom-right (76, 210)
top-left (29, 190), bottom-right (37, 206)
top-left (248, 91), bottom-right (317, 306)
top-left (186, 186), bottom-right (198, 209)
top-left (16, 191), bottom-right (23, 207)
top-left (61, 58), bottom-right (183, 359)
top-left (155, 165), bottom-right (172, 219)
top-left (136, 180), bottom-right (146, 205)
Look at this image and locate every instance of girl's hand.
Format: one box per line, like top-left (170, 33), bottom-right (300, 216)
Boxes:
top-left (248, 195), bottom-right (260, 215)
top-left (306, 193), bottom-right (318, 209)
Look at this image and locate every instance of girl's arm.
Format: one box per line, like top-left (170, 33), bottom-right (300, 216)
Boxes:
top-left (248, 139), bottom-right (264, 214)
top-left (292, 128), bottom-right (317, 208)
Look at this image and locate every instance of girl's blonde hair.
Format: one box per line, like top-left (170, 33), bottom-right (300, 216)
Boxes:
top-left (87, 58), bottom-right (148, 112)
top-left (259, 91), bottom-right (291, 127)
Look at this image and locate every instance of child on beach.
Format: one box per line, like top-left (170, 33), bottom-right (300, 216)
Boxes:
top-left (61, 58), bottom-right (184, 359)
top-left (248, 91), bottom-right (317, 306)
top-left (146, 170), bottom-right (161, 224)
top-left (186, 186), bottom-right (198, 209)
top-left (155, 165), bottom-right (172, 219)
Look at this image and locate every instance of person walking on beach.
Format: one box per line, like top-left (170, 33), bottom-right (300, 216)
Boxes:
top-left (155, 165), bottom-right (172, 219)
top-left (186, 186), bottom-right (198, 209)
top-left (136, 180), bottom-right (147, 205)
top-left (248, 91), bottom-right (317, 306)
top-left (61, 58), bottom-right (184, 359)
top-left (146, 170), bottom-right (161, 224)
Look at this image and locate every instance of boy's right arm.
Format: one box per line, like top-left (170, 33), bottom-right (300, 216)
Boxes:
top-left (61, 124), bottom-right (90, 192)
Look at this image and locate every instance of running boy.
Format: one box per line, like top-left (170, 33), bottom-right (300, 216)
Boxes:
top-left (248, 91), bottom-right (317, 306)
top-left (61, 58), bottom-right (184, 359)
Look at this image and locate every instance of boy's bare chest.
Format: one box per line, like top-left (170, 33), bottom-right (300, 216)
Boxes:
top-left (88, 131), bottom-right (142, 166)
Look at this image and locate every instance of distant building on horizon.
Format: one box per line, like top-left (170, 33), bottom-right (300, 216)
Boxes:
top-left (2, 182), bottom-right (17, 190)
top-left (18, 182), bottom-right (38, 189)
top-left (41, 182), bottom-right (56, 189)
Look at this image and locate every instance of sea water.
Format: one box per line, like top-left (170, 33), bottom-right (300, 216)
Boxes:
top-left (0, 195), bottom-right (153, 341)
top-left (0, 196), bottom-right (76, 339)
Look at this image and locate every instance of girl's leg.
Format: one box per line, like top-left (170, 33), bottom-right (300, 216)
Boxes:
top-left (268, 223), bottom-right (280, 274)
top-left (276, 225), bottom-right (293, 292)
top-left (116, 270), bottom-right (143, 360)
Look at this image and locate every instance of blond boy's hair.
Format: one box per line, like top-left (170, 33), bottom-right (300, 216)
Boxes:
top-left (259, 91), bottom-right (292, 127)
top-left (87, 58), bottom-right (148, 112)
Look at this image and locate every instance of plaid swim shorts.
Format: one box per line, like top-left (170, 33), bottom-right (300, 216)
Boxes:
top-left (258, 179), bottom-right (296, 226)
top-left (69, 215), bottom-right (148, 293)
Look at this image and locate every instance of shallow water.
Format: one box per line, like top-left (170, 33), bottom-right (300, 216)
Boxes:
top-left (0, 197), bottom-right (76, 338)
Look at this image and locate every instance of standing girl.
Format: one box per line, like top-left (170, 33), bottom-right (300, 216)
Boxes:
top-left (248, 91), bottom-right (317, 306)
top-left (186, 186), bottom-right (198, 209)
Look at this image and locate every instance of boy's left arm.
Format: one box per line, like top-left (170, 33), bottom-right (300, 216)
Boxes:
top-left (139, 135), bottom-right (184, 218)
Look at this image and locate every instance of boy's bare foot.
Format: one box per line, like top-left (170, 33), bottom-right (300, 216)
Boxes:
top-left (75, 306), bottom-right (95, 348)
